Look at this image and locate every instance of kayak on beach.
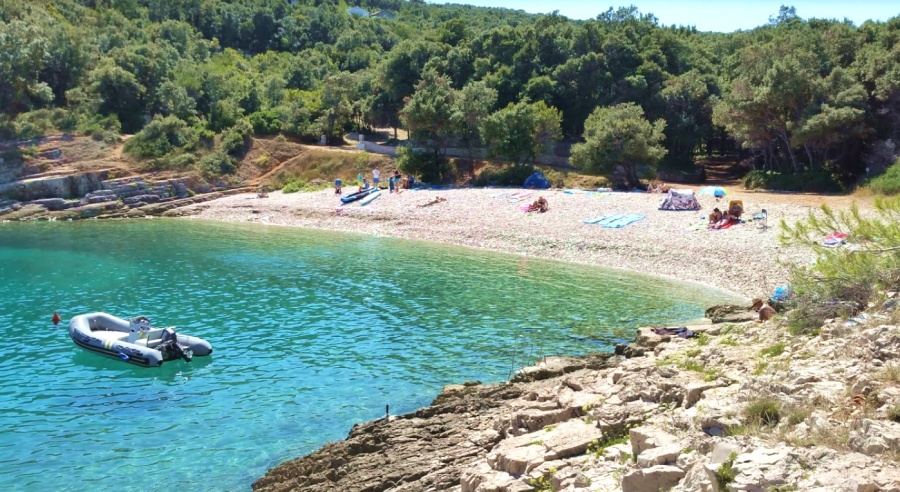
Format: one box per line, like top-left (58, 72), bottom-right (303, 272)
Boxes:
top-left (340, 187), bottom-right (379, 204)
top-left (358, 189), bottom-right (382, 206)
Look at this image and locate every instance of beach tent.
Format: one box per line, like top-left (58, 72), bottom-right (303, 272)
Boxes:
top-left (523, 171), bottom-right (551, 189)
top-left (659, 189), bottom-right (701, 211)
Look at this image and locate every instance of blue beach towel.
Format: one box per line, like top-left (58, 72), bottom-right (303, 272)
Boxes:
top-left (586, 213), bottom-right (645, 228)
top-left (605, 214), bottom-right (645, 228)
top-left (584, 213), bottom-right (624, 225)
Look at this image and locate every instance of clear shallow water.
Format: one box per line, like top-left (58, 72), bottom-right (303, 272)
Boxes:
top-left (0, 219), bottom-right (737, 490)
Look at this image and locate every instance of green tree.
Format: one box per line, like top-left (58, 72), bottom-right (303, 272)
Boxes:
top-left (571, 102), bottom-right (667, 187)
top-left (319, 71), bottom-right (358, 138)
top-left (451, 80), bottom-right (498, 173)
top-left (373, 40), bottom-right (444, 135)
top-left (482, 100), bottom-right (562, 165)
top-left (401, 69), bottom-right (456, 160)
top-left (78, 59), bottom-right (147, 133)
top-left (660, 70), bottom-right (714, 167)
top-left (0, 21), bottom-right (53, 115)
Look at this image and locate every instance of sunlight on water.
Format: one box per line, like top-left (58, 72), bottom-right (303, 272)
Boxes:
top-left (0, 219), bottom-right (737, 490)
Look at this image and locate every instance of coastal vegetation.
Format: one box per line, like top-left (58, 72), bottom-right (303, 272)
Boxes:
top-left (780, 195), bottom-right (900, 333)
top-left (0, 1), bottom-right (898, 192)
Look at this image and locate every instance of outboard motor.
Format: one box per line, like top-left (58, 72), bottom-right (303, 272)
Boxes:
top-left (159, 327), bottom-right (192, 362)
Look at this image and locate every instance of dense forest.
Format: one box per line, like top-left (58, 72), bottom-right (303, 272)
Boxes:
top-left (1, 0), bottom-right (898, 191)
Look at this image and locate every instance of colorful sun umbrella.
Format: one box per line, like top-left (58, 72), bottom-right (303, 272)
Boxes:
top-left (699, 186), bottom-right (728, 197)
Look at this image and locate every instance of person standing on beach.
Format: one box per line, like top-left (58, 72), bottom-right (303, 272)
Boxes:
top-left (388, 174), bottom-right (395, 193)
top-left (372, 168), bottom-right (380, 189)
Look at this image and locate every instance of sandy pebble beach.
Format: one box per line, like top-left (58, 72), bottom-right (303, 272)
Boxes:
top-left (178, 187), bottom-right (871, 300)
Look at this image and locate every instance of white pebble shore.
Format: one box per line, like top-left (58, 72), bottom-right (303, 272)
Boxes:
top-left (179, 187), bottom-right (861, 300)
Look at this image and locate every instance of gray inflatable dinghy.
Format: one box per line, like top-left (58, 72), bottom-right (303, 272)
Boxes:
top-left (69, 312), bottom-right (212, 367)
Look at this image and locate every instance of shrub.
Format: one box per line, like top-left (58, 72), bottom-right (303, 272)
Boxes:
top-left (715, 452), bottom-right (737, 490)
top-left (124, 115), bottom-right (195, 159)
top-left (198, 151), bottom-right (236, 177)
top-left (220, 118), bottom-right (253, 158)
top-left (12, 109), bottom-right (76, 139)
top-left (282, 180), bottom-right (304, 193)
top-left (78, 114), bottom-right (121, 144)
top-left (254, 154), bottom-right (273, 170)
top-left (779, 197), bottom-right (900, 334)
top-left (149, 153), bottom-right (195, 171)
top-left (744, 397), bottom-right (781, 427)
top-left (248, 110), bottom-right (283, 135)
top-left (743, 169), bottom-right (843, 193)
top-left (396, 146), bottom-right (451, 183)
top-left (473, 163), bottom-right (536, 187)
top-left (868, 158), bottom-right (900, 195)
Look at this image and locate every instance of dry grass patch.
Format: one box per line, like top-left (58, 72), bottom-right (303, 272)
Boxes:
top-left (877, 363), bottom-right (900, 385)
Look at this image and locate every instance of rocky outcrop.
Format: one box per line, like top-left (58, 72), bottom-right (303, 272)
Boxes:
top-left (254, 307), bottom-right (900, 492)
top-left (0, 173), bottom-right (245, 221)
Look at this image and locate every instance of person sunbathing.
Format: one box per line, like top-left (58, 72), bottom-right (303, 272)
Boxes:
top-left (707, 208), bottom-right (723, 227)
top-left (710, 213), bottom-right (737, 229)
top-left (527, 196), bottom-right (549, 213)
top-left (417, 196), bottom-right (446, 208)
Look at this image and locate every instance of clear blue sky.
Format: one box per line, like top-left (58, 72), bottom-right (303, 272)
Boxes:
top-left (429, 0), bottom-right (900, 33)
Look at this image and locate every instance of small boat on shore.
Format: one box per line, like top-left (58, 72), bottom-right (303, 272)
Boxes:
top-left (340, 187), bottom-right (378, 204)
top-left (68, 312), bottom-right (213, 367)
top-left (358, 189), bottom-right (381, 206)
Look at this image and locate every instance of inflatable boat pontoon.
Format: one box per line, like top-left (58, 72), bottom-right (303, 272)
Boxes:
top-left (68, 312), bottom-right (213, 367)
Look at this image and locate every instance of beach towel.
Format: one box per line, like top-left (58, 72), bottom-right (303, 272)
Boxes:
top-left (584, 213), bottom-right (624, 225)
top-left (508, 192), bottom-right (532, 203)
top-left (492, 191), bottom-right (513, 199)
top-left (651, 326), bottom-right (695, 338)
top-left (714, 220), bottom-right (736, 230)
top-left (603, 213), bottom-right (645, 228)
top-left (584, 213), bottom-right (644, 228)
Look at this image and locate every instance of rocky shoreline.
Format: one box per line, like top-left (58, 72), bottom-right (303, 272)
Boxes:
top-left (253, 302), bottom-right (900, 492)
top-left (170, 188), bottom-right (899, 491)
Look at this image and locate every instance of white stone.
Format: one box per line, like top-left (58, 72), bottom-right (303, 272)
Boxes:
top-left (541, 419), bottom-right (604, 460)
top-left (621, 465), bottom-right (685, 492)
top-left (630, 426), bottom-right (678, 456)
top-left (636, 443), bottom-right (683, 468)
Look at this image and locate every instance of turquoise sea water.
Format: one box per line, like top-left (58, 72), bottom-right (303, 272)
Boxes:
top-left (0, 219), bottom-right (737, 491)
